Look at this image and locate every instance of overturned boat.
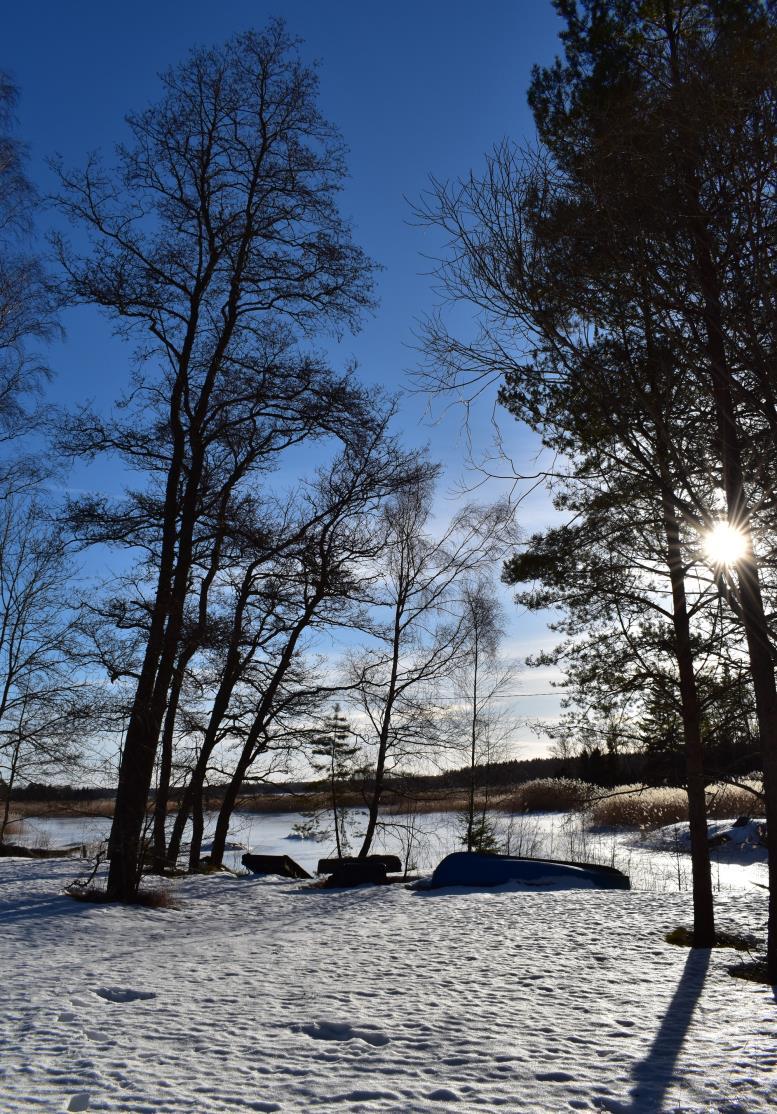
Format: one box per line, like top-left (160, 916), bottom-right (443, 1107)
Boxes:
top-left (429, 852), bottom-right (630, 891)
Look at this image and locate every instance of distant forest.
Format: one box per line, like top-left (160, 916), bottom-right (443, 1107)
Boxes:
top-left (10, 727), bottom-right (762, 807)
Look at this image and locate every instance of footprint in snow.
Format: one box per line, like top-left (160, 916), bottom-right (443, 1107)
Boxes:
top-left (295, 1020), bottom-right (390, 1046)
top-left (93, 987), bottom-right (156, 1003)
top-left (427, 1088), bottom-right (460, 1102)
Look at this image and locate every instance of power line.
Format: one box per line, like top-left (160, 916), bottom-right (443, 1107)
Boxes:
top-left (429, 691), bottom-right (569, 701)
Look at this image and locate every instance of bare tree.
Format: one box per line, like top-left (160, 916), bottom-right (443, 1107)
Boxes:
top-left (53, 23), bottom-right (378, 898)
top-left (0, 72), bottom-right (57, 441)
top-left (0, 74), bottom-right (84, 836)
top-left (160, 428), bottom-right (423, 870)
top-left (449, 579), bottom-right (514, 854)
top-left (350, 479), bottom-right (517, 858)
top-left (0, 490), bottom-right (90, 841)
top-left (204, 449), bottom-right (422, 868)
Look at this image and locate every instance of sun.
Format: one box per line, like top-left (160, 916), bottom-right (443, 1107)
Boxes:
top-left (703, 521), bottom-right (748, 567)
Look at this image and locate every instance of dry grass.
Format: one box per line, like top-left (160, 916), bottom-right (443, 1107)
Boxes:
top-left (382, 790), bottom-right (484, 815)
top-left (589, 785), bottom-right (689, 827)
top-left (501, 778), bottom-right (595, 814)
top-left (242, 788), bottom-right (492, 815)
top-left (0, 841), bottom-right (80, 859)
top-left (588, 779), bottom-right (764, 828)
top-left (235, 791), bottom-right (332, 814)
top-left (705, 779), bottom-right (763, 818)
top-left (7, 798), bottom-right (116, 820)
top-left (9, 775), bottom-right (764, 831)
top-left (666, 925), bottom-right (757, 950)
top-left (5, 793), bottom-right (318, 820)
top-left (125, 887), bottom-right (181, 909)
top-left (65, 883), bottom-right (180, 909)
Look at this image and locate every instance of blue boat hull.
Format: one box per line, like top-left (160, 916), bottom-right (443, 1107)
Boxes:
top-left (429, 852), bottom-right (630, 890)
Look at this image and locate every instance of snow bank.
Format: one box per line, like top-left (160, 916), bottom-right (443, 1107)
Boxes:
top-left (0, 857), bottom-right (774, 1112)
top-left (648, 818), bottom-right (768, 857)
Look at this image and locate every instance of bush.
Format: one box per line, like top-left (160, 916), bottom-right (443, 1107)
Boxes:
top-left (666, 925), bottom-right (756, 950)
top-left (65, 883), bottom-right (180, 909)
top-left (705, 778), bottom-right (763, 819)
top-left (502, 777), bottom-right (594, 813)
top-left (589, 785), bottom-right (688, 828)
top-left (589, 778), bottom-right (765, 828)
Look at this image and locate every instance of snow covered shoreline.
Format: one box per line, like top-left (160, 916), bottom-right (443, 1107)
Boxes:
top-left (1, 855), bottom-right (775, 1113)
top-left (8, 809), bottom-right (770, 895)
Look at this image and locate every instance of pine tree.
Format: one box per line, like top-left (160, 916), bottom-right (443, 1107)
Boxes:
top-left (308, 704), bottom-right (361, 859)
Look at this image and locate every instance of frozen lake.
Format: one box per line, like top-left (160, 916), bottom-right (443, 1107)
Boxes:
top-left (9, 808), bottom-right (463, 874)
top-left (9, 806), bottom-right (768, 892)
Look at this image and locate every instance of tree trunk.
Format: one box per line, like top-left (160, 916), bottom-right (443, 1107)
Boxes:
top-left (357, 731), bottom-right (390, 859)
top-left (107, 253), bottom-right (250, 899)
top-left (105, 341), bottom-right (194, 900)
top-left (209, 753), bottom-right (253, 867)
top-left (151, 653), bottom-right (189, 872)
top-left (693, 229), bottom-right (777, 980)
top-left (208, 593), bottom-right (327, 868)
top-left (168, 562), bottom-right (267, 871)
top-left (466, 629), bottom-right (480, 854)
top-left (358, 601), bottom-right (403, 859)
top-left (331, 751), bottom-right (343, 859)
top-left (106, 490), bottom-right (191, 895)
top-left (152, 521), bottom-right (232, 873)
top-left (167, 774), bottom-right (196, 869)
top-left (0, 743), bottom-right (19, 843)
top-left (189, 786), bottom-right (205, 870)
top-left (660, 477), bottom-right (715, 945)
top-left (106, 684), bottom-right (169, 898)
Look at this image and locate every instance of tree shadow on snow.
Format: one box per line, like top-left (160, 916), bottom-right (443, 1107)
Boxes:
top-left (600, 948), bottom-right (711, 1113)
top-left (0, 890), bottom-right (100, 926)
top-left (296, 884), bottom-right (392, 914)
top-left (0, 859), bottom-right (113, 925)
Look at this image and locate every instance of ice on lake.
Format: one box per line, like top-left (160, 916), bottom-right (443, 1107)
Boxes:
top-left (10, 807), bottom-right (769, 891)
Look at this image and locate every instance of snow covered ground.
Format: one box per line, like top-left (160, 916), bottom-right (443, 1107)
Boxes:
top-left (1, 826), bottom-right (775, 1112)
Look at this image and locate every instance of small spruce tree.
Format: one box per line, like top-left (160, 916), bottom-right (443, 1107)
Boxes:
top-left (457, 808), bottom-right (500, 855)
top-left (302, 705), bottom-right (361, 859)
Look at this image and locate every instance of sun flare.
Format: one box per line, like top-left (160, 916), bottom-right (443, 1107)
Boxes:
top-left (704, 521), bottom-right (748, 567)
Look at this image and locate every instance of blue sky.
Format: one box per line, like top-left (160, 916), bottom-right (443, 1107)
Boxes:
top-left (4, 1), bottom-right (567, 758)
